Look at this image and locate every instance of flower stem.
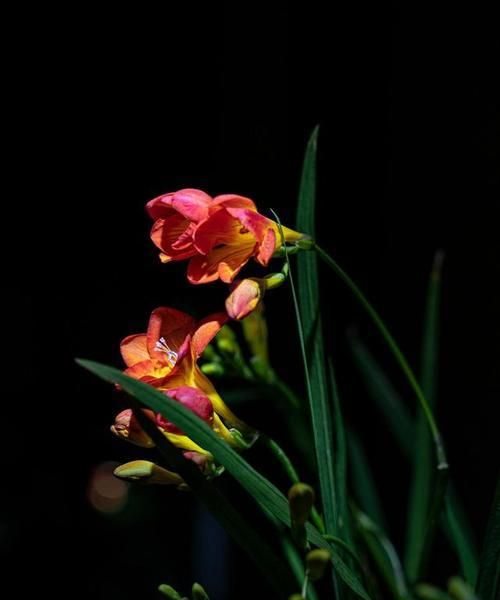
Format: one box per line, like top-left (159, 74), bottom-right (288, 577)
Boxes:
top-left (314, 244), bottom-right (448, 472)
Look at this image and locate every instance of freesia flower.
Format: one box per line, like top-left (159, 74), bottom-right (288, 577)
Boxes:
top-left (146, 188), bottom-right (305, 283)
top-left (120, 306), bottom-right (251, 434)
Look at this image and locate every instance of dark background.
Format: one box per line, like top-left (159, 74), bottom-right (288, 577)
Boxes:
top-left (4, 3), bottom-right (499, 599)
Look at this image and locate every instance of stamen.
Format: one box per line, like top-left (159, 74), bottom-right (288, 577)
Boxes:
top-left (154, 337), bottom-right (178, 366)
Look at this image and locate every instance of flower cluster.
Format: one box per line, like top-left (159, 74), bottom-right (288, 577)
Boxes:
top-left (112, 189), bottom-right (306, 486)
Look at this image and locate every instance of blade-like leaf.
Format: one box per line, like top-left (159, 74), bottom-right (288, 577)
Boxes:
top-left (443, 492), bottom-right (478, 585)
top-left (405, 252), bottom-right (444, 580)
top-left (348, 335), bottom-right (478, 581)
top-left (348, 430), bottom-right (387, 531)
top-left (77, 359), bottom-right (372, 600)
top-left (353, 507), bottom-right (410, 600)
top-left (476, 477), bottom-right (500, 600)
top-left (347, 332), bottom-right (414, 456)
top-left (329, 359), bottom-right (352, 544)
top-left (295, 127), bottom-right (338, 538)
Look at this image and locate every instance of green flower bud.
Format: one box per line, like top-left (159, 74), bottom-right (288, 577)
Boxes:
top-left (192, 582), bottom-right (210, 599)
top-left (288, 483), bottom-right (315, 526)
top-left (158, 584), bottom-right (183, 599)
top-left (306, 548), bottom-right (331, 581)
top-left (114, 461), bottom-right (184, 487)
top-left (200, 362), bottom-right (225, 376)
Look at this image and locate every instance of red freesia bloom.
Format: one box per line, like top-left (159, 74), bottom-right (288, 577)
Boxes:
top-left (120, 306), bottom-right (248, 432)
top-left (146, 188), bottom-right (304, 284)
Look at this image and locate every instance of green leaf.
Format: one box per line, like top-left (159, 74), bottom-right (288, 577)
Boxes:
top-left (348, 431), bottom-right (387, 530)
top-left (405, 252), bottom-right (444, 580)
top-left (348, 335), bottom-right (478, 582)
top-left (77, 359), bottom-right (372, 600)
top-left (353, 507), bottom-right (410, 600)
top-left (476, 477), bottom-right (500, 600)
top-left (295, 127), bottom-right (338, 538)
top-left (443, 492), bottom-right (478, 586)
top-left (328, 359), bottom-right (352, 545)
top-left (347, 332), bottom-right (414, 456)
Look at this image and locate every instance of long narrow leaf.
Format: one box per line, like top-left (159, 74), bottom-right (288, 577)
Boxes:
top-left (348, 335), bottom-right (478, 580)
top-left (78, 359), bottom-right (372, 600)
top-left (476, 477), bottom-right (500, 600)
top-left (348, 332), bottom-right (414, 456)
top-left (329, 358), bottom-right (351, 544)
top-left (295, 127), bottom-right (338, 539)
top-left (353, 507), bottom-right (410, 600)
top-left (405, 252), bottom-right (443, 580)
top-left (348, 431), bottom-right (387, 530)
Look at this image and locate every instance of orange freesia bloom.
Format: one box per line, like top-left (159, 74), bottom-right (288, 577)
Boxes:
top-left (120, 306), bottom-right (249, 433)
top-left (146, 188), bottom-right (304, 283)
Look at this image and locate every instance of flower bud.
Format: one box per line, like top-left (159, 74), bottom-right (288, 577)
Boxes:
top-left (156, 387), bottom-right (214, 434)
top-left (192, 582), bottom-right (210, 599)
top-left (288, 483), bottom-right (315, 526)
top-left (289, 595), bottom-right (304, 600)
top-left (225, 278), bottom-right (265, 320)
top-left (158, 584), bottom-right (184, 599)
top-left (306, 549), bottom-right (331, 581)
top-left (113, 460), bottom-right (185, 487)
top-left (200, 362), bottom-right (225, 377)
top-left (111, 408), bottom-right (155, 448)
top-left (215, 324), bottom-right (239, 354)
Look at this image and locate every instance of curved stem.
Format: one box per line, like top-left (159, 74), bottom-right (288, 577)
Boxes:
top-left (314, 244), bottom-right (448, 471)
top-left (261, 435), bottom-right (324, 533)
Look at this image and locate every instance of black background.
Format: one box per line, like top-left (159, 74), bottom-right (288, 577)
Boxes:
top-left (4, 3), bottom-right (499, 599)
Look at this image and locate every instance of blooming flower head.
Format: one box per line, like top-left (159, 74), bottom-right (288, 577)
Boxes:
top-left (146, 188), bottom-right (305, 284)
top-left (120, 306), bottom-right (251, 434)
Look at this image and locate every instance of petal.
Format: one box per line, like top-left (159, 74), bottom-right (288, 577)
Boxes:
top-left (147, 308), bottom-right (196, 359)
top-left (187, 243), bottom-right (254, 284)
top-left (225, 207), bottom-right (278, 265)
top-left (146, 193), bottom-right (175, 220)
top-left (212, 194), bottom-right (256, 211)
top-left (171, 188), bottom-right (213, 222)
top-left (120, 334), bottom-right (149, 367)
top-left (193, 208), bottom-right (247, 255)
top-left (150, 214), bottom-right (197, 260)
top-left (191, 312), bottom-right (229, 357)
top-left (124, 359), bottom-right (172, 387)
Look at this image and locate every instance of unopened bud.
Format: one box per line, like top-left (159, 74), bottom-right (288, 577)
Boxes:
top-left (201, 362), bottom-right (225, 377)
top-left (226, 278), bottom-right (265, 320)
top-left (288, 483), bottom-right (315, 526)
top-left (192, 582), bottom-right (210, 600)
top-left (306, 549), bottom-right (331, 581)
top-left (111, 408), bottom-right (155, 448)
top-left (216, 324), bottom-right (240, 357)
top-left (113, 461), bottom-right (185, 487)
top-left (158, 584), bottom-right (183, 599)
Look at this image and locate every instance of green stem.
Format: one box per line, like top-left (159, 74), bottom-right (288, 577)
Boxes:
top-left (261, 435), bottom-right (324, 533)
top-left (314, 244), bottom-right (448, 471)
